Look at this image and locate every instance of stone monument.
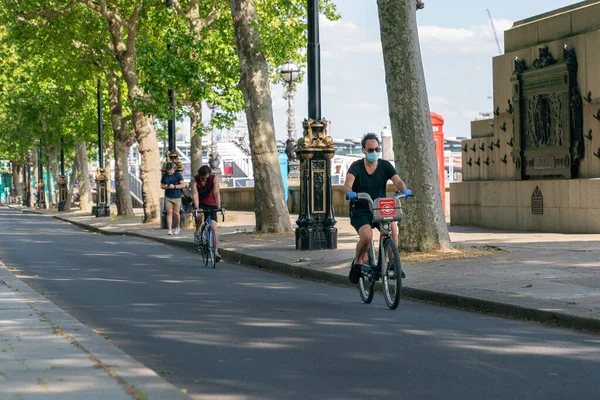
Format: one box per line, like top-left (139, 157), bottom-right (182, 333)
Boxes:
top-left (451, 1), bottom-right (600, 233)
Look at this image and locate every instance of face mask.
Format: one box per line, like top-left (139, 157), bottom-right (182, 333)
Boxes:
top-left (366, 152), bottom-right (379, 163)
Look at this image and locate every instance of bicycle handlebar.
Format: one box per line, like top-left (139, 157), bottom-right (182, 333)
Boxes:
top-left (348, 191), bottom-right (411, 213)
top-left (193, 207), bottom-right (226, 222)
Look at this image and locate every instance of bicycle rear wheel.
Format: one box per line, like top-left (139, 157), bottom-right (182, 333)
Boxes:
top-left (358, 246), bottom-right (375, 304)
top-left (382, 238), bottom-right (402, 309)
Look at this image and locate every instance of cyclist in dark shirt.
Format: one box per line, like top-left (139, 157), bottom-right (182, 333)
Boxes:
top-left (344, 133), bottom-right (411, 284)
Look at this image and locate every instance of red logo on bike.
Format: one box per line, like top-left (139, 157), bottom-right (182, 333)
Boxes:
top-left (379, 199), bottom-right (396, 216)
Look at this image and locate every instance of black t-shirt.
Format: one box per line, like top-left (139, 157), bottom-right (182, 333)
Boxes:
top-left (347, 159), bottom-right (397, 211)
top-left (161, 172), bottom-right (184, 199)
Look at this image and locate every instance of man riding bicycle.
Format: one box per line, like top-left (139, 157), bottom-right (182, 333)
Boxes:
top-left (192, 165), bottom-right (222, 262)
top-left (344, 133), bottom-right (411, 284)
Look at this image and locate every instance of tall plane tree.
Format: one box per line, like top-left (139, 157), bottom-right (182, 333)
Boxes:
top-left (228, 0), bottom-right (291, 233)
top-left (377, 0), bottom-right (451, 251)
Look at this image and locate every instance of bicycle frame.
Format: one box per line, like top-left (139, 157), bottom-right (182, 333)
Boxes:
top-left (366, 220), bottom-right (393, 282)
top-left (193, 207), bottom-right (226, 228)
top-left (193, 208), bottom-right (226, 268)
top-left (349, 191), bottom-right (410, 309)
top-left (352, 192), bottom-right (404, 282)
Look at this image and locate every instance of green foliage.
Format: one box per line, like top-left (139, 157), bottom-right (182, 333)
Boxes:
top-left (0, 2), bottom-right (113, 164)
top-left (0, 0), bottom-right (339, 160)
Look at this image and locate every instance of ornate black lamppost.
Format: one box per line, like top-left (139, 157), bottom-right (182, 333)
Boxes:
top-left (162, 0), bottom-right (182, 173)
top-left (37, 139), bottom-right (47, 209)
top-left (295, 0), bottom-right (337, 250)
top-left (160, 0), bottom-right (188, 229)
top-left (94, 79), bottom-right (110, 217)
top-left (58, 138), bottom-right (67, 211)
top-left (280, 61), bottom-right (301, 178)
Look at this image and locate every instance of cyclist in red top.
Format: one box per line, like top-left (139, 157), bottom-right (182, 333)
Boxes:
top-left (192, 165), bottom-right (222, 262)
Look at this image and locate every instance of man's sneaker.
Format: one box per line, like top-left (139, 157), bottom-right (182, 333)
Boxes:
top-left (168, 230), bottom-right (173, 236)
top-left (401, 269), bottom-right (406, 279)
top-left (174, 227), bottom-right (180, 235)
top-left (215, 252), bottom-right (222, 262)
top-left (349, 259), bottom-right (362, 284)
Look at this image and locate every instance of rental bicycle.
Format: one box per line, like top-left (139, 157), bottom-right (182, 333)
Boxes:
top-left (193, 207), bottom-right (225, 269)
top-left (348, 191), bottom-right (411, 309)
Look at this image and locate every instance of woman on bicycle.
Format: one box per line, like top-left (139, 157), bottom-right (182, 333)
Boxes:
top-left (192, 165), bottom-right (222, 262)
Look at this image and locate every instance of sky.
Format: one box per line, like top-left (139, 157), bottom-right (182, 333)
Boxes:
top-left (265, 0), bottom-right (582, 142)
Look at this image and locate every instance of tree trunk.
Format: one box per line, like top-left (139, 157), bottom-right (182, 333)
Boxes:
top-left (229, 0), bottom-right (292, 233)
top-left (11, 161), bottom-right (21, 200)
top-left (75, 140), bottom-right (93, 213)
top-left (190, 101), bottom-right (203, 176)
top-left (31, 146), bottom-right (38, 205)
top-left (48, 144), bottom-right (60, 207)
top-left (133, 111), bottom-right (161, 222)
top-left (377, 0), bottom-right (451, 251)
top-left (64, 155), bottom-right (78, 211)
top-left (114, 140), bottom-right (134, 215)
top-left (105, 14), bottom-right (161, 223)
top-left (107, 71), bottom-right (135, 216)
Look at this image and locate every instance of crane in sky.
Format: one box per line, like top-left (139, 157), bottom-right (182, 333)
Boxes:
top-left (487, 9), bottom-right (503, 55)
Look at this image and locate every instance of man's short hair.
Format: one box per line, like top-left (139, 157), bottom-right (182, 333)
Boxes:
top-left (166, 162), bottom-right (174, 170)
top-left (361, 133), bottom-right (380, 149)
top-left (198, 165), bottom-right (212, 176)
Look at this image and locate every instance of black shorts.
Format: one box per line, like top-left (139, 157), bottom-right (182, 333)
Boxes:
top-left (350, 207), bottom-right (379, 232)
top-left (198, 205), bottom-right (218, 223)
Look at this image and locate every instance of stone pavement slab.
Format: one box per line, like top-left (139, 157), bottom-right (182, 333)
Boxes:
top-left (9, 205), bottom-right (600, 333)
top-left (0, 255), bottom-right (191, 400)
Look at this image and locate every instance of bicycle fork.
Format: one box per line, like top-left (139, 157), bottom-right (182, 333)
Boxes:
top-left (363, 239), bottom-right (380, 282)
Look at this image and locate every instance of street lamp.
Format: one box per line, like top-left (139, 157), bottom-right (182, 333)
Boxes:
top-left (94, 79), bottom-right (110, 217)
top-left (295, 0), bottom-right (337, 250)
top-left (163, 0), bottom-right (182, 173)
top-left (279, 60), bottom-right (301, 178)
top-left (206, 102), bottom-right (221, 176)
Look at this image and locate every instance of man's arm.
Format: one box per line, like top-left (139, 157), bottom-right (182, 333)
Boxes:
top-left (176, 178), bottom-right (185, 189)
top-left (344, 173), bottom-right (356, 194)
top-left (390, 175), bottom-right (407, 192)
top-left (213, 177), bottom-right (221, 208)
top-left (191, 178), bottom-right (199, 208)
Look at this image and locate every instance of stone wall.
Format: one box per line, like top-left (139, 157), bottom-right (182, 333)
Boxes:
top-left (459, 1), bottom-right (600, 182)
top-left (452, 2), bottom-right (600, 233)
top-left (505, 1), bottom-right (600, 53)
top-left (451, 178), bottom-right (600, 233)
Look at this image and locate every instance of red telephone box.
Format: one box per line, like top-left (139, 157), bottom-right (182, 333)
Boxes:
top-left (430, 112), bottom-right (445, 214)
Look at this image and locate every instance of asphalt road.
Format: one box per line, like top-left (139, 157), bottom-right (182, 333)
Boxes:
top-left (1, 207), bottom-right (599, 400)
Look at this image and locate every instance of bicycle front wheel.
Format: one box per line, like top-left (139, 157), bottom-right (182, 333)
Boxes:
top-left (204, 225), bottom-right (216, 269)
top-left (358, 246), bottom-right (375, 304)
top-left (201, 226), bottom-right (209, 266)
top-left (382, 238), bottom-right (402, 309)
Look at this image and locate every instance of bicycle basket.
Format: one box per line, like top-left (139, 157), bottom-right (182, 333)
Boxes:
top-left (372, 197), bottom-right (403, 223)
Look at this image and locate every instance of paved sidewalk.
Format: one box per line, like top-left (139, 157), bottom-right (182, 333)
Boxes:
top-left (7, 204), bottom-right (600, 336)
top-left (0, 260), bottom-right (191, 399)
